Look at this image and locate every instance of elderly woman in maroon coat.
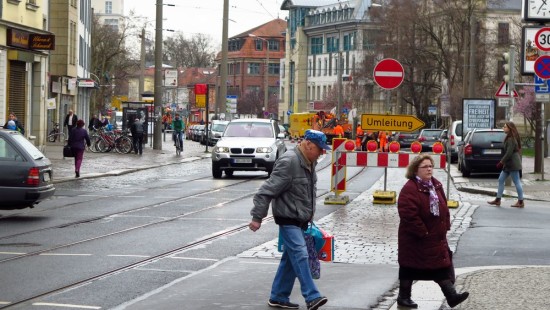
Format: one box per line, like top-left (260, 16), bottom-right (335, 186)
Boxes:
top-left (396, 155), bottom-right (469, 309)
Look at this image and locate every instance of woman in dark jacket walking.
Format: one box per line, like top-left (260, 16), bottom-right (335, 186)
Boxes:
top-left (396, 155), bottom-right (468, 309)
top-left (488, 121), bottom-right (524, 208)
top-left (68, 119), bottom-right (91, 178)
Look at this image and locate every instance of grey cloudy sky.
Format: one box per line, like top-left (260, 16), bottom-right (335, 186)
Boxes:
top-left (125, 0), bottom-right (288, 46)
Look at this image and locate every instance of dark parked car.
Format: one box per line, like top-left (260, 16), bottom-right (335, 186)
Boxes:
top-left (394, 130), bottom-right (420, 148)
top-left (417, 129), bottom-right (443, 152)
top-left (0, 129), bottom-right (55, 209)
top-left (457, 128), bottom-right (506, 177)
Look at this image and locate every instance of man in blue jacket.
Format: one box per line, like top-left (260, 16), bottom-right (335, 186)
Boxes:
top-left (249, 129), bottom-right (330, 310)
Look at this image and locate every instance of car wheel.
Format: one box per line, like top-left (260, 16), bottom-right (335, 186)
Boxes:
top-left (212, 162), bottom-right (222, 179)
top-left (461, 164), bottom-right (471, 177)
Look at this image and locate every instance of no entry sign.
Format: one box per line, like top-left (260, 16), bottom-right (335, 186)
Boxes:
top-left (373, 58), bottom-right (404, 90)
top-left (534, 55), bottom-right (550, 79)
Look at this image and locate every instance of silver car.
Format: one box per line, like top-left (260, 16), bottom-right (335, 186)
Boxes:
top-left (211, 119), bottom-right (286, 178)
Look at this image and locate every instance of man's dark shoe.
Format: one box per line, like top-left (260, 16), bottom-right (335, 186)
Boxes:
top-left (268, 299), bottom-right (299, 309)
top-left (307, 296), bottom-right (327, 310)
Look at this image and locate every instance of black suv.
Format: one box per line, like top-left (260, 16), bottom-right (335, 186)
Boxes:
top-left (457, 128), bottom-right (506, 177)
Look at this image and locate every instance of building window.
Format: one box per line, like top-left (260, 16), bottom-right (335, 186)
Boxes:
top-left (105, 1), bottom-right (112, 14)
top-left (327, 36), bottom-right (339, 53)
top-left (70, 21), bottom-right (77, 65)
top-left (308, 60), bottom-right (312, 76)
top-left (255, 39), bottom-right (263, 51)
top-left (343, 32), bottom-right (355, 51)
top-left (324, 58), bottom-right (328, 76)
top-left (248, 63), bottom-right (260, 75)
top-left (268, 40), bottom-right (279, 51)
top-left (247, 85), bottom-right (260, 94)
top-left (268, 63), bottom-right (280, 75)
top-left (317, 59), bottom-right (321, 76)
top-left (498, 22), bottom-right (509, 45)
top-left (228, 39), bottom-right (243, 51)
top-left (311, 37), bottom-right (323, 55)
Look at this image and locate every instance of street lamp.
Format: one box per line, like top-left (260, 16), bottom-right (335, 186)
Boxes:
top-left (249, 34), bottom-right (269, 118)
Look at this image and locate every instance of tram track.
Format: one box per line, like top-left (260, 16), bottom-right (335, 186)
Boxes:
top-left (0, 155), bottom-right (367, 309)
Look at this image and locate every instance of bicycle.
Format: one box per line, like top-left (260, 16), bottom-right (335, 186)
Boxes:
top-left (521, 136), bottom-right (535, 148)
top-left (174, 131), bottom-right (183, 156)
top-left (47, 122), bottom-right (65, 142)
top-left (95, 127), bottom-right (133, 154)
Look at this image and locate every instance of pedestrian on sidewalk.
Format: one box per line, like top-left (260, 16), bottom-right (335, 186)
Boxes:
top-left (3, 112), bottom-right (25, 135)
top-left (68, 119), bottom-right (91, 178)
top-left (64, 110), bottom-right (78, 139)
top-left (396, 154), bottom-right (469, 309)
top-left (131, 117), bottom-right (144, 155)
top-left (488, 121), bottom-right (524, 208)
top-left (249, 129), bottom-right (329, 310)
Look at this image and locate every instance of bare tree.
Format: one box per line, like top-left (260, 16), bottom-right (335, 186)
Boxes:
top-left (164, 33), bottom-right (217, 68)
top-left (91, 15), bottom-right (138, 114)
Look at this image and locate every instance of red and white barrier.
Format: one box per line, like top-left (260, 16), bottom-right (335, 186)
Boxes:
top-left (337, 152), bottom-right (446, 168)
top-left (330, 138), bottom-right (348, 193)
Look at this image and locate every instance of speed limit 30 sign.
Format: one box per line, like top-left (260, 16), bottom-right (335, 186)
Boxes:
top-left (535, 27), bottom-right (550, 51)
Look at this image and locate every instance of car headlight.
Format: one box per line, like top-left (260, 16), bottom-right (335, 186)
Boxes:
top-left (256, 147), bottom-right (273, 153)
top-left (215, 146), bottom-right (230, 153)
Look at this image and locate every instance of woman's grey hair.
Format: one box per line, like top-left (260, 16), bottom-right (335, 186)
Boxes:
top-left (405, 154), bottom-right (434, 179)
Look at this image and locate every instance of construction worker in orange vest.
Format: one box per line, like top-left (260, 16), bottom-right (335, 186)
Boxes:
top-left (379, 131), bottom-right (388, 152)
top-left (333, 121), bottom-right (345, 138)
top-left (356, 124), bottom-right (364, 150)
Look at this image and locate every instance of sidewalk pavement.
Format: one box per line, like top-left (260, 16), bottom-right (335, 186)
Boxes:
top-left (44, 144), bottom-right (550, 309)
top-left (43, 135), bottom-right (211, 183)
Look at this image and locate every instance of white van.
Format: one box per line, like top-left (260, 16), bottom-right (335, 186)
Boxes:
top-left (447, 120), bottom-right (463, 162)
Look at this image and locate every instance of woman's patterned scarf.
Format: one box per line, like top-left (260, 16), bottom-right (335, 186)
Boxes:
top-left (415, 176), bottom-right (440, 216)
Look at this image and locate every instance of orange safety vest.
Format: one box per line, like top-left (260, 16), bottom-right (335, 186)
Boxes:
top-left (334, 125), bottom-right (344, 137)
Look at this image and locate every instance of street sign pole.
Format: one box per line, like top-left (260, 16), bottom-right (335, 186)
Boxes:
top-left (507, 46), bottom-right (515, 121)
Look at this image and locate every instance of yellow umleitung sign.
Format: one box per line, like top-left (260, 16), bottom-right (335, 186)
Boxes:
top-left (361, 114), bottom-right (425, 132)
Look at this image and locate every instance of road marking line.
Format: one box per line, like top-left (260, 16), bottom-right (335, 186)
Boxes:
top-left (169, 256), bottom-right (218, 261)
top-left (134, 267), bottom-right (190, 273)
top-left (120, 195), bottom-right (145, 198)
top-left (0, 302), bottom-right (11, 305)
top-left (39, 253), bottom-right (92, 256)
top-left (108, 254), bottom-right (150, 258)
top-left (32, 302), bottom-right (101, 309)
top-left (0, 251), bottom-right (26, 255)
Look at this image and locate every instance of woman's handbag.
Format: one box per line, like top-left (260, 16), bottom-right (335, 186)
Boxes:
top-left (63, 145), bottom-right (74, 158)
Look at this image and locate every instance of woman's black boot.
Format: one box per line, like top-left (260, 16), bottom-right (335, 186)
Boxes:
top-left (396, 279), bottom-right (418, 308)
top-left (439, 280), bottom-right (469, 308)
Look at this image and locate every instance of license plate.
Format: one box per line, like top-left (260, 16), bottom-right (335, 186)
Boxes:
top-left (43, 172), bottom-right (50, 182)
top-left (233, 158), bottom-right (252, 164)
top-left (484, 149), bottom-right (501, 155)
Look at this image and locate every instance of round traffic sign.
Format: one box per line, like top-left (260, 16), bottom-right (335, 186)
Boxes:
top-left (534, 55), bottom-right (550, 79)
top-left (373, 58), bottom-right (404, 90)
top-left (535, 27), bottom-right (550, 52)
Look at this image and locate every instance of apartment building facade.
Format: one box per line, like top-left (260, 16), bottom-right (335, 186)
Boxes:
top-left (215, 18), bottom-right (287, 119)
top-left (279, 0), bottom-right (382, 123)
top-left (0, 0), bottom-right (53, 143)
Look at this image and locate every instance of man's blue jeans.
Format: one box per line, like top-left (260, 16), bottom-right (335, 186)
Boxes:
top-left (496, 170), bottom-right (524, 200)
top-left (270, 225), bottom-right (322, 303)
